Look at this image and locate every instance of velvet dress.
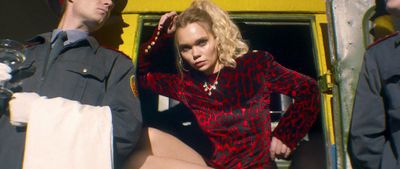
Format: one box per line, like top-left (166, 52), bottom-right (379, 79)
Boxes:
top-left (138, 28), bottom-right (320, 169)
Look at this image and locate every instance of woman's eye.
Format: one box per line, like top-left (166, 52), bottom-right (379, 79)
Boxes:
top-left (180, 47), bottom-right (190, 53)
top-left (198, 40), bottom-right (207, 46)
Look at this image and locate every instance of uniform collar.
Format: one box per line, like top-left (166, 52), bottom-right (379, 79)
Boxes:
top-left (27, 31), bottom-right (100, 53)
top-left (51, 29), bottom-right (88, 46)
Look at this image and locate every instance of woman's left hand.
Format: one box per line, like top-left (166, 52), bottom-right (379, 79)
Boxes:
top-left (158, 11), bottom-right (177, 35)
top-left (270, 136), bottom-right (292, 160)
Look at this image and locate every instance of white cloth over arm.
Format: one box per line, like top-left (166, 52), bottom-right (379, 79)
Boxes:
top-left (22, 97), bottom-right (113, 169)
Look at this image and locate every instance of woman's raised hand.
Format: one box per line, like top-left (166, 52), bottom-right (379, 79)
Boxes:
top-left (158, 11), bottom-right (178, 35)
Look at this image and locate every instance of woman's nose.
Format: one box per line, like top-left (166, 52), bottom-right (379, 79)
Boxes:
top-left (192, 47), bottom-right (201, 60)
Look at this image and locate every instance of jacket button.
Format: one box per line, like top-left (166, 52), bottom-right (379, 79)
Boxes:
top-left (82, 68), bottom-right (88, 73)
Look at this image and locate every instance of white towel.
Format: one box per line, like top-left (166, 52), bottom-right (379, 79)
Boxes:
top-left (22, 97), bottom-right (113, 169)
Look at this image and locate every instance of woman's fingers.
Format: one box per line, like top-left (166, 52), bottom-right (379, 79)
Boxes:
top-left (270, 137), bottom-right (278, 159)
top-left (284, 146), bottom-right (291, 158)
top-left (167, 15), bottom-right (177, 34)
top-left (278, 142), bottom-right (291, 159)
top-left (270, 137), bottom-right (292, 160)
top-left (158, 11), bottom-right (178, 33)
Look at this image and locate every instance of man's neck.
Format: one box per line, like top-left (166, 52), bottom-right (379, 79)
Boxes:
top-left (57, 19), bottom-right (90, 32)
top-left (57, 10), bottom-right (92, 33)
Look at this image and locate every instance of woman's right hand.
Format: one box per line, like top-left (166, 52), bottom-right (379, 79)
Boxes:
top-left (158, 11), bottom-right (178, 35)
top-left (270, 136), bottom-right (291, 160)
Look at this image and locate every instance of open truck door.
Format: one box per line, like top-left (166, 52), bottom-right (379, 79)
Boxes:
top-left (113, 1), bottom-right (336, 168)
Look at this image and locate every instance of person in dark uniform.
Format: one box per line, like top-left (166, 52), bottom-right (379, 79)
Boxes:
top-left (0, 0), bottom-right (142, 169)
top-left (348, 1), bottom-right (400, 168)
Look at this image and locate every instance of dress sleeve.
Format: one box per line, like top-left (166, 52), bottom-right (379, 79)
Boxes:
top-left (348, 52), bottom-right (386, 169)
top-left (137, 27), bottom-right (182, 101)
top-left (259, 51), bottom-right (320, 150)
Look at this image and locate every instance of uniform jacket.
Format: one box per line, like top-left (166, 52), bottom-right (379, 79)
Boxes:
top-left (0, 32), bottom-right (142, 169)
top-left (349, 32), bottom-right (400, 169)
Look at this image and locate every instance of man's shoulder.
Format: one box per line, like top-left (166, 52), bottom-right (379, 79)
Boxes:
top-left (367, 32), bottom-right (400, 51)
top-left (98, 46), bottom-right (132, 61)
top-left (364, 32), bottom-right (400, 65)
top-left (24, 32), bottom-right (52, 49)
top-left (365, 32), bottom-right (400, 76)
top-left (97, 46), bottom-right (135, 72)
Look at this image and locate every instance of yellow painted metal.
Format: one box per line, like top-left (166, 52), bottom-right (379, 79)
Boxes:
top-left (313, 14), bottom-right (335, 145)
top-left (314, 15), bottom-right (329, 74)
top-left (119, 14), bottom-right (140, 60)
top-left (124, 0), bottom-right (325, 13)
top-left (120, 0), bottom-right (327, 59)
top-left (310, 13), bottom-right (335, 169)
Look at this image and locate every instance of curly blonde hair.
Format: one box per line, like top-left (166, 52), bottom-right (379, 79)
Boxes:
top-left (175, 0), bottom-right (248, 68)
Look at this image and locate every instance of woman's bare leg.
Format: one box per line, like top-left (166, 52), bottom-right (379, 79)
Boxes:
top-left (125, 127), bottom-right (211, 169)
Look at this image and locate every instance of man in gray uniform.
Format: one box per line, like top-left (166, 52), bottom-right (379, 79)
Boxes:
top-left (348, 0), bottom-right (400, 168)
top-left (0, 0), bottom-right (142, 168)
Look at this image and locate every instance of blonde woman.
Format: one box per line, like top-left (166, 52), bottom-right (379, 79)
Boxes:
top-left (136, 0), bottom-right (320, 168)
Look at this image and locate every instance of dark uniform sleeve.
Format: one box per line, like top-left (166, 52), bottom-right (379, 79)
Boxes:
top-left (348, 51), bottom-right (386, 169)
top-left (101, 54), bottom-right (142, 168)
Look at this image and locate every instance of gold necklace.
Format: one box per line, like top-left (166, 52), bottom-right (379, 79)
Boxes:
top-left (203, 70), bottom-right (221, 96)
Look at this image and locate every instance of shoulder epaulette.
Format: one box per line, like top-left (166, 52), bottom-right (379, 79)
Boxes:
top-left (367, 31), bottom-right (399, 49)
top-left (24, 36), bottom-right (46, 48)
top-left (23, 41), bottom-right (41, 48)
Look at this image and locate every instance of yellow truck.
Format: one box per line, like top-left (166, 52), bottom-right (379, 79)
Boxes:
top-left (95, 0), bottom-right (391, 168)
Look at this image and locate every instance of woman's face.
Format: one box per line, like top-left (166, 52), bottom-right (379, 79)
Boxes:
top-left (176, 22), bottom-right (219, 75)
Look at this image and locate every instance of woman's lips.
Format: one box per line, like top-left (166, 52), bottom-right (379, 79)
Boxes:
top-left (194, 60), bottom-right (206, 68)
